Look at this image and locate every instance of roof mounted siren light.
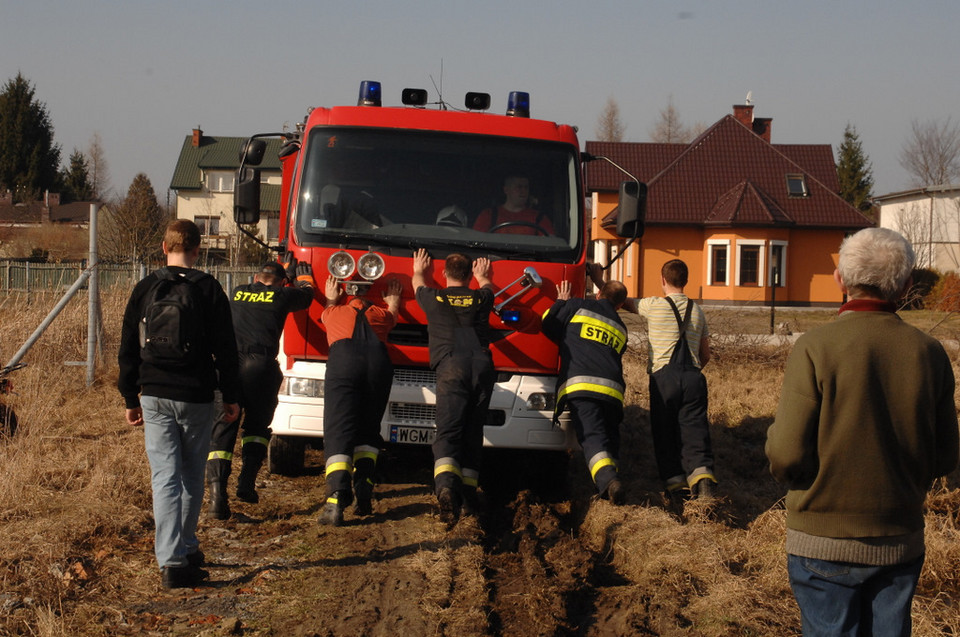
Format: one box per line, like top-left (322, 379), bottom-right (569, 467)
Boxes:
top-left (358, 81), bottom-right (382, 107)
top-left (506, 91), bottom-right (530, 118)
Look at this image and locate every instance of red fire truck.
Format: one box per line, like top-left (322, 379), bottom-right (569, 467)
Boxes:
top-left (234, 81), bottom-right (644, 475)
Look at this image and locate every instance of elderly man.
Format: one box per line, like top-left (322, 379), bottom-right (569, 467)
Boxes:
top-left (766, 227), bottom-right (958, 636)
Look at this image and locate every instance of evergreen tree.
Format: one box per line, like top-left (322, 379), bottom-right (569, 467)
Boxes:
top-left (0, 73), bottom-right (62, 202)
top-left (60, 149), bottom-right (94, 202)
top-left (100, 173), bottom-right (168, 263)
top-left (836, 123), bottom-right (875, 213)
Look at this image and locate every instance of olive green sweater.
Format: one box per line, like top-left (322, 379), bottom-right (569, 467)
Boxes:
top-left (766, 304), bottom-right (958, 561)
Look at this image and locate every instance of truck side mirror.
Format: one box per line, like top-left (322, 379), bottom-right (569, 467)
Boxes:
top-left (616, 180), bottom-right (647, 239)
top-left (241, 138), bottom-right (267, 166)
top-left (234, 166), bottom-right (262, 225)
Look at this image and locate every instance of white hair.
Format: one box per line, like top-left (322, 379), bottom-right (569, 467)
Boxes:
top-left (838, 228), bottom-right (915, 302)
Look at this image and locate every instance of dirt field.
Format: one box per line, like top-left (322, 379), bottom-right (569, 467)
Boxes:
top-left (2, 296), bottom-right (960, 636)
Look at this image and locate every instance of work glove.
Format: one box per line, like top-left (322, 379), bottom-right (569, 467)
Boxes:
top-left (295, 261), bottom-right (315, 288)
top-left (282, 251), bottom-right (298, 282)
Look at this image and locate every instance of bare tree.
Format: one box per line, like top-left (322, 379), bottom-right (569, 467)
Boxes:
top-left (650, 95), bottom-right (693, 144)
top-left (86, 131), bottom-right (111, 200)
top-left (595, 97), bottom-right (626, 142)
top-left (894, 200), bottom-right (935, 268)
top-left (898, 117), bottom-right (960, 188)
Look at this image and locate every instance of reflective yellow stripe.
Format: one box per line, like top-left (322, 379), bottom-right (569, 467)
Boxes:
top-left (570, 311), bottom-right (626, 353)
top-left (207, 450), bottom-right (233, 461)
top-left (325, 462), bottom-right (351, 476)
top-left (434, 464), bottom-right (462, 479)
top-left (328, 494), bottom-right (340, 504)
top-left (688, 473), bottom-right (717, 488)
top-left (353, 450), bottom-right (379, 463)
top-left (242, 436), bottom-right (269, 447)
top-left (558, 381), bottom-right (624, 403)
top-left (590, 457), bottom-right (617, 480)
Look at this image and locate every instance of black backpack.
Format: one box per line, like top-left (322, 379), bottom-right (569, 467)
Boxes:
top-left (139, 267), bottom-right (207, 367)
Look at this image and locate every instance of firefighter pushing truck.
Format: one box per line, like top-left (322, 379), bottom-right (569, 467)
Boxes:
top-left (233, 81), bottom-right (645, 477)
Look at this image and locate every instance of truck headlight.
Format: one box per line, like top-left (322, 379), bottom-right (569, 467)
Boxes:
top-left (327, 251), bottom-right (356, 279)
top-left (357, 251), bottom-right (385, 280)
top-left (286, 377), bottom-right (324, 398)
top-left (525, 393), bottom-right (556, 411)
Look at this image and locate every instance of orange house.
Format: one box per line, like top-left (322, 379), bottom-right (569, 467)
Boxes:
top-left (586, 105), bottom-right (874, 306)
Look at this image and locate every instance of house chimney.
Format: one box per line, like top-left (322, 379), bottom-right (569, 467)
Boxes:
top-left (733, 104), bottom-right (754, 127)
top-left (752, 117), bottom-right (772, 142)
top-left (192, 127), bottom-right (203, 147)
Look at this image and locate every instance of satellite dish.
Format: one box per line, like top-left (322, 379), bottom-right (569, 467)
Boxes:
top-left (745, 91), bottom-right (753, 105)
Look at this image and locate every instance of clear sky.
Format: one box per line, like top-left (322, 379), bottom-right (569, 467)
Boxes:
top-left (3, 0), bottom-right (958, 203)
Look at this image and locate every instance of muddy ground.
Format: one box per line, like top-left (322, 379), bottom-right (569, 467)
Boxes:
top-left (80, 393), bottom-right (792, 637)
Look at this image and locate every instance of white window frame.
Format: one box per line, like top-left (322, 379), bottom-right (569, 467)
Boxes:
top-left (205, 170), bottom-right (235, 193)
top-left (769, 240), bottom-right (788, 288)
top-left (736, 239), bottom-right (766, 287)
top-left (707, 239), bottom-right (731, 286)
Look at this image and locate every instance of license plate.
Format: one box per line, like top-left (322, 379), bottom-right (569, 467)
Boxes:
top-left (389, 425), bottom-right (436, 445)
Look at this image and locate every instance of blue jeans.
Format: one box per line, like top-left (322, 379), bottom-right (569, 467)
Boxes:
top-left (141, 396), bottom-right (215, 569)
top-left (787, 553), bottom-right (924, 637)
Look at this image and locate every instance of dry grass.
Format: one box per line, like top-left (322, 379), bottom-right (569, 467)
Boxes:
top-left (1, 289), bottom-right (959, 635)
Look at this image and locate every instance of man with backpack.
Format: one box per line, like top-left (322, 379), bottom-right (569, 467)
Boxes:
top-left (205, 258), bottom-right (316, 520)
top-left (541, 277), bottom-right (629, 504)
top-left (635, 259), bottom-right (715, 501)
top-left (118, 219), bottom-right (241, 589)
top-left (317, 275), bottom-right (401, 526)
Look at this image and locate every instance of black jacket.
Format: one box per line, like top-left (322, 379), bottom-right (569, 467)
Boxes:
top-left (415, 285), bottom-right (494, 368)
top-left (118, 266), bottom-right (240, 408)
top-left (541, 297), bottom-right (627, 416)
top-left (230, 281), bottom-right (314, 357)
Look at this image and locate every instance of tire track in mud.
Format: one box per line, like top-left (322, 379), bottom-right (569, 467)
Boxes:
top-left (112, 447), bottom-right (638, 636)
top-left (466, 452), bottom-right (639, 637)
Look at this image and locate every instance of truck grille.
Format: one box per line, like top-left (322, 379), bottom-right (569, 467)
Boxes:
top-left (387, 402), bottom-right (506, 427)
top-left (393, 368), bottom-right (436, 387)
top-left (389, 402), bottom-right (435, 423)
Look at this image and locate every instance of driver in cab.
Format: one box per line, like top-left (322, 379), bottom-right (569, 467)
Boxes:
top-left (472, 175), bottom-right (554, 236)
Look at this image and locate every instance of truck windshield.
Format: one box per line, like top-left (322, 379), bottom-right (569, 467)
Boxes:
top-left (293, 127), bottom-right (581, 261)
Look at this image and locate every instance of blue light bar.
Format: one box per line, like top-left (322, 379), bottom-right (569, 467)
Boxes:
top-left (506, 91), bottom-right (530, 118)
top-left (358, 81), bottom-right (382, 107)
top-left (500, 310), bottom-right (522, 324)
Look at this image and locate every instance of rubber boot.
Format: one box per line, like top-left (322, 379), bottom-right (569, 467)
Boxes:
top-left (353, 455), bottom-right (377, 516)
top-left (205, 459), bottom-right (231, 520)
top-left (236, 443), bottom-right (266, 504)
top-left (318, 490), bottom-right (351, 527)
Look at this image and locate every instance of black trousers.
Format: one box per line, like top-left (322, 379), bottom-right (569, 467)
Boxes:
top-left (210, 354), bottom-right (282, 456)
top-left (568, 397), bottom-right (623, 494)
top-left (432, 351), bottom-right (495, 494)
top-left (648, 366), bottom-right (712, 484)
top-left (322, 339), bottom-right (392, 495)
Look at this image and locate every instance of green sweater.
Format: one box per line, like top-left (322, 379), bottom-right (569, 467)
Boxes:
top-left (766, 307), bottom-right (958, 551)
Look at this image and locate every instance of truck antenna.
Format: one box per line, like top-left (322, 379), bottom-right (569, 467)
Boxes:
top-left (429, 59), bottom-right (447, 110)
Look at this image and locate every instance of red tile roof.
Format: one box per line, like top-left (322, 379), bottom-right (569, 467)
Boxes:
top-left (586, 115), bottom-right (872, 230)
